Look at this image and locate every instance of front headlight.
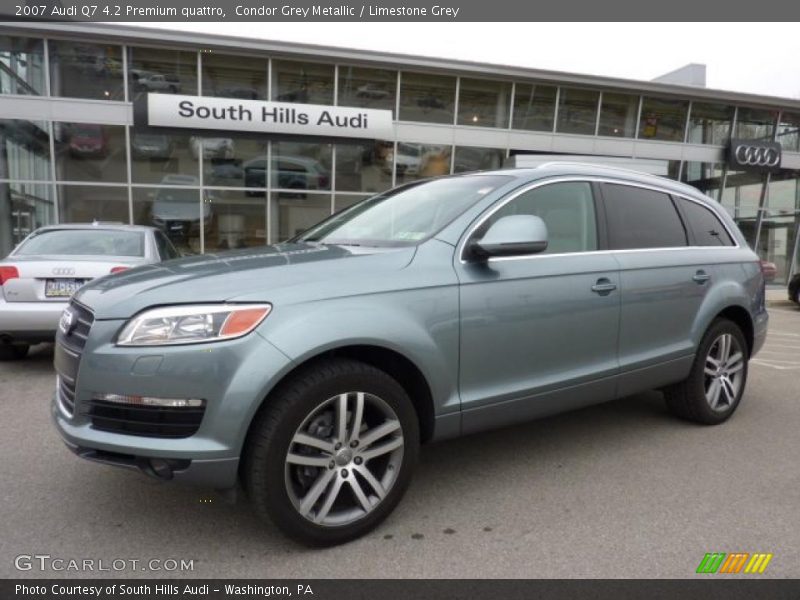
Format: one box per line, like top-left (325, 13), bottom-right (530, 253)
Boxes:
top-left (117, 304), bottom-right (272, 346)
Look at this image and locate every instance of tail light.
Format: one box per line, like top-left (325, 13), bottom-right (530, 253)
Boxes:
top-left (110, 266), bottom-right (129, 274)
top-left (0, 266), bottom-right (19, 285)
top-left (759, 260), bottom-right (777, 282)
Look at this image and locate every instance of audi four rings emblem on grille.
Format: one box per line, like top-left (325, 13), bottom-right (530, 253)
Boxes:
top-left (734, 145), bottom-right (780, 167)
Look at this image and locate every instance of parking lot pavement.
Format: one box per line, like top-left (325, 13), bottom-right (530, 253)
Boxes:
top-left (1, 305), bottom-right (798, 580)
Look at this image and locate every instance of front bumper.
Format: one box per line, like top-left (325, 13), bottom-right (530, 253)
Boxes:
top-left (0, 299), bottom-right (65, 343)
top-left (51, 317), bottom-right (293, 489)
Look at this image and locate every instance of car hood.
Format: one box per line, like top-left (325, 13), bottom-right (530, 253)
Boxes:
top-left (75, 243), bottom-right (417, 319)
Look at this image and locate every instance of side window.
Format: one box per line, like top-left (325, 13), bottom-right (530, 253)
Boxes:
top-left (677, 198), bottom-right (735, 247)
top-left (154, 230), bottom-right (180, 260)
top-left (602, 184), bottom-right (687, 249)
top-left (486, 182), bottom-right (598, 254)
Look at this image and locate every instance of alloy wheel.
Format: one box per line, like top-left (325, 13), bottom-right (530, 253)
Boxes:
top-left (703, 333), bottom-right (745, 411)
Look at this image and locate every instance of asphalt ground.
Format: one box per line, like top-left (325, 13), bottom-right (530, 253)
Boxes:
top-left (1, 298), bottom-right (798, 579)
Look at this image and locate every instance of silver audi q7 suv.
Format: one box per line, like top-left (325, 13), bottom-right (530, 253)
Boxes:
top-left (52, 164), bottom-right (768, 546)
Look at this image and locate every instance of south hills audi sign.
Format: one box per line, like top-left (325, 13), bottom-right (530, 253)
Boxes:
top-left (727, 139), bottom-right (782, 173)
top-left (141, 93), bottom-right (394, 140)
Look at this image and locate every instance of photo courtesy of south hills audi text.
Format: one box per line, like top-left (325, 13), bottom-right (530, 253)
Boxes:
top-left (14, 584), bottom-right (315, 597)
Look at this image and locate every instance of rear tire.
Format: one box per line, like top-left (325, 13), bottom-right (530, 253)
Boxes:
top-left (243, 358), bottom-right (419, 546)
top-left (664, 319), bottom-right (748, 425)
top-left (0, 343), bottom-right (30, 361)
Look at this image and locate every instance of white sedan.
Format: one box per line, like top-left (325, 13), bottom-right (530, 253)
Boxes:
top-left (0, 223), bottom-right (178, 360)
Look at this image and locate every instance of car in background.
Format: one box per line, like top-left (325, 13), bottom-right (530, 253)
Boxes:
top-left (789, 272), bottom-right (800, 305)
top-left (136, 73), bottom-right (181, 94)
top-left (131, 133), bottom-right (174, 160)
top-left (0, 223), bottom-right (177, 360)
top-left (355, 83), bottom-right (391, 101)
top-left (243, 156), bottom-right (330, 196)
top-left (190, 137), bottom-right (235, 160)
top-left (68, 124), bottom-right (110, 158)
top-left (150, 175), bottom-right (214, 242)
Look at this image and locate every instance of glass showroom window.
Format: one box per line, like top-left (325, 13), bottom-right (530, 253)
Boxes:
top-left (638, 97), bottom-right (689, 142)
top-left (776, 112), bottom-right (800, 152)
top-left (734, 107), bottom-right (776, 141)
top-left (597, 92), bottom-right (638, 137)
top-left (0, 182), bottom-right (54, 256)
top-left (58, 184), bottom-right (129, 224)
top-left (0, 119), bottom-right (51, 182)
top-left (682, 161), bottom-right (725, 200)
top-left (269, 191), bottom-right (331, 243)
top-left (127, 46), bottom-right (198, 101)
top-left (556, 88), bottom-right (599, 135)
top-left (53, 122), bottom-right (126, 183)
top-left (338, 66), bottom-right (397, 116)
top-left (203, 189), bottom-right (268, 252)
top-left (272, 60), bottom-right (334, 105)
top-left (0, 35), bottom-right (45, 96)
top-left (49, 39), bottom-right (124, 101)
top-left (335, 141), bottom-right (393, 194)
top-left (130, 129), bottom-right (197, 186)
top-left (687, 102), bottom-right (734, 145)
top-left (512, 83), bottom-right (556, 132)
top-left (201, 136), bottom-right (267, 189)
top-left (395, 143), bottom-right (451, 184)
top-left (453, 146), bottom-right (505, 173)
top-left (457, 78), bottom-right (511, 128)
top-left (272, 140), bottom-right (332, 193)
top-left (334, 193), bottom-right (369, 213)
top-left (133, 186), bottom-right (202, 255)
top-left (398, 71), bottom-right (456, 125)
top-left (201, 51), bottom-right (267, 100)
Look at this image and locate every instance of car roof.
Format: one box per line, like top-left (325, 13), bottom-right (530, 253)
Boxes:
top-left (31, 223), bottom-right (158, 233)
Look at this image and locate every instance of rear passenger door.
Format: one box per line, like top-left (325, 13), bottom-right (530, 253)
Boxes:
top-left (599, 183), bottom-right (713, 395)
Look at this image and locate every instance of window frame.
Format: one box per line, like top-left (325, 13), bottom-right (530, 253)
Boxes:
top-left (672, 195), bottom-right (736, 248)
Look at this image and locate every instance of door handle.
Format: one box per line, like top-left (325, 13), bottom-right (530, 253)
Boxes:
top-left (692, 270), bottom-right (711, 284)
top-left (591, 278), bottom-right (617, 295)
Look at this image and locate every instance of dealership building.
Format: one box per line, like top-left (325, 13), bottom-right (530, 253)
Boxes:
top-left (1, 22), bottom-right (799, 282)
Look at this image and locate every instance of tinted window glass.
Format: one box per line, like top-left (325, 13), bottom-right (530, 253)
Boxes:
top-left (678, 198), bottom-right (734, 247)
top-left (602, 184), bottom-right (687, 249)
top-left (155, 230), bottom-right (181, 259)
top-left (16, 229), bottom-right (144, 257)
top-left (487, 182), bottom-right (597, 254)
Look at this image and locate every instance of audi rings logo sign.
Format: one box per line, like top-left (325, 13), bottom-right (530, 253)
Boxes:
top-left (728, 139), bottom-right (782, 172)
top-left (52, 267), bottom-right (76, 276)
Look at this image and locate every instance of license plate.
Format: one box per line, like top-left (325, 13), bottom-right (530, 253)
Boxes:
top-left (45, 278), bottom-right (88, 298)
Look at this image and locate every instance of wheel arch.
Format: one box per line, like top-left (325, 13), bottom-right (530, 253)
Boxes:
top-left (714, 305), bottom-right (755, 357)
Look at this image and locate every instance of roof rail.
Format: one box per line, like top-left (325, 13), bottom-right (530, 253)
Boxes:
top-left (534, 161), bottom-right (661, 176)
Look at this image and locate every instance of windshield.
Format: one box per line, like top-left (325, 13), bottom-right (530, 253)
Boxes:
top-left (16, 229), bottom-right (145, 257)
top-left (296, 175), bottom-right (511, 247)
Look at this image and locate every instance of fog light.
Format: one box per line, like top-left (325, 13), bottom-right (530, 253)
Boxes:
top-left (92, 393), bottom-right (204, 408)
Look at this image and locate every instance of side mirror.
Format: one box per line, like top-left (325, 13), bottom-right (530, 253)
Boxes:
top-left (469, 215), bottom-right (548, 259)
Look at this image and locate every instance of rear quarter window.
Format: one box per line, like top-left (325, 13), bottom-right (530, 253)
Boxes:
top-left (677, 197), bottom-right (735, 247)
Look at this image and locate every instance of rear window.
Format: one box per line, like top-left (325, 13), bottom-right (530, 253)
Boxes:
top-left (677, 198), bottom-right (735, 247)
top-left (15, 229), bottom-right (145, 257)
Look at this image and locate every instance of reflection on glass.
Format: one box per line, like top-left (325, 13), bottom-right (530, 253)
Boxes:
top-left (398, 71), bottom-right (456, 124)
top-left (597, 92), bottom-right (638, 137)
top-left (638, 97), bottom-right (688, 142)
top-left (272, 60), bottom-right (333, 105)
top-left (556, 88), bottom-right (599, 135)
top-left (338, 66), bottom-right (397, 115)
top-left (735, 107), bottom-right (776, 141)
top-left (202, 137), bottom-right (266, 188)
top-left (58, 184), bottom-right (128, 223)
top-left (457, 78), bottom-right (511, 128)
top-left (0, 181), bottom-right (54, 256)
top-left (776, 112), bottom-right (800, 152)
top-left (271, 141), bottom-right (332, 192)
top-left (202, 189), bottom-right (267, 251)
top-left (133, 186), bottom-right (204, 254)
top-left (395, 143), bottom-right (451, 184)
top-left (128, 46), bottom-right (197, 101)
top-left (453, 146), bottom-right (504, 173)
top-left (49, 40), bottom-right (124, 100)
top-left (512, 83), bottom-right (556, 132)
top-left (687, 102), bottom-right (733, 145)
top-left (201, 51), bottom-right (267, 100)
top-left (53, 122), bottom-right (126, 183)
top-left (131, 131), bottom-right (198, 185)
top-left (334, 193), bottom-right (369, 213)
top-left (335, 141), bottom-right (393, 193)
top-left (682, 161), bottom-right (724, 199)
top-left (0, 119), bottom-right (51, 181)
top-left (0, 36), bottom-right (45, 96)
top-left (269, 191), bottom-right (331, 243)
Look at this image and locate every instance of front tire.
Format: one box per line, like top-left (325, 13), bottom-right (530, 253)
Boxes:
top-left (664, 319), bottom-right (748, 424)
top-left (243, 358), bottom-right (419, 546)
